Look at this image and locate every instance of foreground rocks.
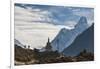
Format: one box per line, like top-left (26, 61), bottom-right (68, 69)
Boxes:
top-left (15, 45), bottom-right (94, 65)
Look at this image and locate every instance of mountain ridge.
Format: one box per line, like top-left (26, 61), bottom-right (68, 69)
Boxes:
top-left (62, 24), bottom-right (94, 56)
top-left (51, 16), bottom-right (89, 52)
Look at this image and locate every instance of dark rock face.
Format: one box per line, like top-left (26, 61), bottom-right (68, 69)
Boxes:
top-left (63, 24), bottom-right (94, 56)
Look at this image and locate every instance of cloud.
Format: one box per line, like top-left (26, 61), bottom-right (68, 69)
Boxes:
top-left (72, 8), bottom-right (94, 20)
top-left (70, 8), bottom-right (94, 26)
top-left (15, 5), bottom-right (72, 49)
top-left (14, 3), bottom-right (94, 49)
top-left (72, 8), bottom-right (81, 12)
top-left (65, 21), bottom-right (77, 27)
top-left (15, 3), bottom-right (94, 25)
top-left (15, 5), bottom-right (54, 24)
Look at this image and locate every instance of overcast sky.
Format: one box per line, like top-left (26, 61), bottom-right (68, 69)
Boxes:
top-left (15, 3), bottom-right (94, 26)
top-left (14, 3), bottom-right (94, 49)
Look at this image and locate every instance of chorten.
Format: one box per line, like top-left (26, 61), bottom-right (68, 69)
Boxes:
top-left (45, 38), bottom-right (52, 51)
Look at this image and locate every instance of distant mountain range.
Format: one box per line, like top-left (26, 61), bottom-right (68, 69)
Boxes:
top-left (51, 16), bottom-right (89, 52)
top-left (62, 24), bottom-right (94, 56)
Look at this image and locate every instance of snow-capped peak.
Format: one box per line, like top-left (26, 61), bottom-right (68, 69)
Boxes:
top-left (51, 16), bottom-right (89, 52)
